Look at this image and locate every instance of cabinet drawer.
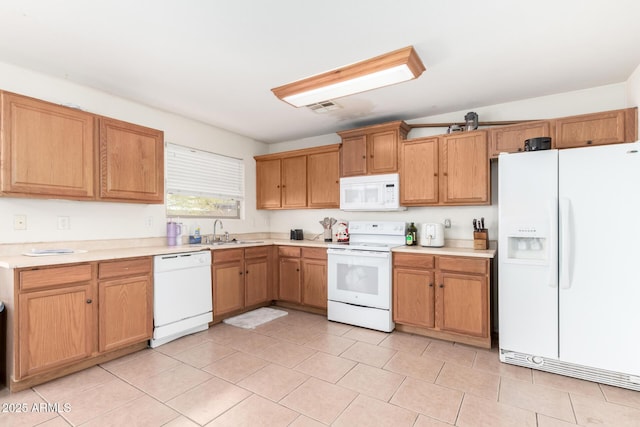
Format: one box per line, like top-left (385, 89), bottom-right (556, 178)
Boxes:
top-left (393, 253), bottom-right (435, 269)
top-left (301, 247), bottom-right (327, 260)
top-left (99, 258), bottom-right (151, 279)
top-left (245, 246), bottom-right (269, 259)
top-left (278, 246), bottom-right (301, 258)
top-left (437, 256), bottom-right (488, 274)
top-left (213, 248), bottom-right (243, 263)
top-left (20, 264), bottom-right (93, 291)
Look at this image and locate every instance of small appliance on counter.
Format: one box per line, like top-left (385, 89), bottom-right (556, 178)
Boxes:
top-left (419, 223), bottom-right (445, 247)
top-left (290, 229), bottom-right (304, 240)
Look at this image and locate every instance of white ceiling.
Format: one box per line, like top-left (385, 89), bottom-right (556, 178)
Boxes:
top-left (1, 0), bottom-right (639, 144)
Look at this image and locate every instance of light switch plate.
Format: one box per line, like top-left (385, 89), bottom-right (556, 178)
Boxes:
top-left (14, 215), bottom-right (27, 230)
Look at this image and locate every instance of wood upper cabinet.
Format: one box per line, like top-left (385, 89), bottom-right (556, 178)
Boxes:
top-left (98, 117), bottom-right (164, 203)
top-left (301, 247), bottom-right (327, 309)
top-left (393, 253), bottom-right (435, 328)
top-left (255, 144), bottom-right (340, 210)
top-left (281, 156), bottom-right (307, 208)
top-left (0, 91), bottom-right (95, 199)
top-left (488, 120), bottom-right (553, 158)
top-left (212, 249), bottom-right (245, 316)
top-left (338, 121), bottom-right (410, 176)
top-left (256, 158), bottom-right (282, 208)
top-left (307, 147), bottom-right (340, 208)
top-left (16, 263), bottom-right (95, 379)
top-left (97, 258), bottom-right (152, 353)
top-left (435, 257), bottom-right (489, 339)
top-left (554, 108), bottom-right (638, 148)
top-left (399, 137), bottom-right (439, 205)
top-left (440, 131), bottom-right (490, 205)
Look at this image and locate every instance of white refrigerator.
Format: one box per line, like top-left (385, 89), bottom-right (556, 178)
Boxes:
top-left (498, 142), bottom-right (640, 391)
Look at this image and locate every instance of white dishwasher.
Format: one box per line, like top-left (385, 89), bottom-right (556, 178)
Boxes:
top-left (150, 250), bottom-right (212, 348)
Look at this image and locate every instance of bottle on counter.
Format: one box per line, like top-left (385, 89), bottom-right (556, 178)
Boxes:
top-left (406, 222), bottom-right (417, 246)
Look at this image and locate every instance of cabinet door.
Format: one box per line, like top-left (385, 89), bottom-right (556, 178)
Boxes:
top-left (440, 132), bottom-right (489, 204)
top-left (400, 138), bottom-right (439, 205)
top-left (18, 285), bottom-right (94, 379)
top-left (393, 267), bottom-right (435, 328)
top-left (256, 158), bottom-right (282, 209)
top-left (245, 257), bottom-right (269, 307)
top-left (307, 150), bottom-right (340, 208)
top-left (278, 257), bottom-right (301, 303)
top-left (281, 156), bottom-right (307, 208)
top-left (341, 135), bottom-right (367, 176)
top-left (99, 275), bottom-right (152, 352)
top-left (488, 121), bottom-right (552, 158)
top-left (213, 261), bottom-right (244, 316)
top-left (98, 118), bottom-right (164, 203)
top-left (368, 130), bottom-right (398, 174)
top-left (555, 109), bottom-right (629, 148)
top-left (1, 92), bottom-right (95, 199)
top-left (302, 258), bottom-right (327, 309)
top-left (435, 272), bottom-right (488, 338)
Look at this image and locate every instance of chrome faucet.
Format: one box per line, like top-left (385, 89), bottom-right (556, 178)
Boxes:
top-left (213, 219), bottom-right (223, 241)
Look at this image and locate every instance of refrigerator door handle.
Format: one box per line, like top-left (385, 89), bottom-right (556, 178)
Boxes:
top-left (548, 198), bottom-right (559, 288)
top-left (559, 197), bottom-right (572, 289)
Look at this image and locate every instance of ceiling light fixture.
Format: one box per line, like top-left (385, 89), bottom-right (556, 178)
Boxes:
top-left (271, 46), bottom-right (425, 108)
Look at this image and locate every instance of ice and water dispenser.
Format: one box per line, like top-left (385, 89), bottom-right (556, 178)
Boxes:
top-left (504, 223), bottom-right (550, 264)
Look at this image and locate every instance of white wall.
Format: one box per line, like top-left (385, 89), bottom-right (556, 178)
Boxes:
top-left (267, 83), bottom-right (628, 241)
top-left (627, 63), bottom-right (640, 120)
top-left (0, 61), bottom-right (270, 244)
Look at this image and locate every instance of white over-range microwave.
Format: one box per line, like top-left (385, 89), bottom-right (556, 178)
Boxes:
top-left (340, 173), bottom-right (406, 211)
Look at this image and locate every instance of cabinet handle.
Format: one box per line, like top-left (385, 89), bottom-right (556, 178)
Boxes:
top-left (428, 283), bottom-right (433, 287)
top-left (246, 270), bottom-right (249, 274)
top-left (86, 299), bottom-right (92, 304)
top-left (362, 155), bottom-right (366, 159)
top-left (296, 268), bottom-right (300, 272)
top-left (586, 140), bottom-right (593, 145)
top-left (439, 284), bottom-right (444, 288)
top-left (239, 271), bottom-right (243, 275)
top-left (370, 154), bottom-right (374, 158)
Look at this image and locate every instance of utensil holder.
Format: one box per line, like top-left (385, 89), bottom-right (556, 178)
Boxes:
top-left (473, 230), bottom-right (488, 250)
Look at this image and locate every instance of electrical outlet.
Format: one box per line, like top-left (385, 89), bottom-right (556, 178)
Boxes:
top-left (14, 215), bottom-right (27, 230)
top-left (57, 216), bottom-right (70, 230)
top-left (443, 218), bottom-right (452, 228)
top-left (145, 216), bottom-right (153, 228)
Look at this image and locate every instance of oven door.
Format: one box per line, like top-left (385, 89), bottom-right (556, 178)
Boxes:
top-left (327, 248), bottom-right (392, 309)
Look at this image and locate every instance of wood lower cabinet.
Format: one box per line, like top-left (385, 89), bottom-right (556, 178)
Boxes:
top-left (488, 120), bottom-right (553, 158)
top-left (277, 246), bottom-right (327, 310)
top-left (97, 258), bottom-right (153, 353)
top-left (98, 117), bottom-right (164, 203)
top-left (393, 252), bottom-right (491, 348)
top-left (278, 246), bottom-right (302, 303)
top-left (393, 253), bottom-right (435, 328)
top-left (18, 283), bottom-right (94, 379)
top-left (554, 108), bottom-right (637, 148)
top-left (0, 91), bottom-right (95, 199)
top-left (338, 121), bottom-right (410, 176)
top-left (301, 247), bottom-right (327, 309)
top-left (213, 247), bottom-right (272, 319)
top-left (212, 249), bottom-right (245, 316)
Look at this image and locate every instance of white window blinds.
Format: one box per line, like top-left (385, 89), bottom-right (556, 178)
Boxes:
top-left (165, 143), bottom-right (244, 218)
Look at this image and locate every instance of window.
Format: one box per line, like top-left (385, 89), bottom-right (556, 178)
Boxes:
top-left (166, 143), bottom-right (244, 218)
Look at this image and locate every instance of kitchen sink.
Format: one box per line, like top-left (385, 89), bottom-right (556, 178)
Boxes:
top-left (208, 240), bottom-right (264, 246)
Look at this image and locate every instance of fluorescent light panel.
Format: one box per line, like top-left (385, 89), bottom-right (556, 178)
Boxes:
top-left (272, 46), bottom-right (425, 108)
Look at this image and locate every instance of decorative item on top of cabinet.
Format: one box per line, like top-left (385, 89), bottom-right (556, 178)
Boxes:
top-left (98, 117), bottom-right (164, 203)
top-left (254, 144), bottom-right (340, 209)
top-left (554, 107), bottom-right (638, 149)
top-left (0, 91), bottom-right (95, 199)
top-left (488, 120), bottom-right (553, 158)
top-left (338, 120), bottom-right (410, 177)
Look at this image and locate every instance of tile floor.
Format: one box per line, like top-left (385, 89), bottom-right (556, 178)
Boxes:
top-left (2, 308), bottom-right (640, 426)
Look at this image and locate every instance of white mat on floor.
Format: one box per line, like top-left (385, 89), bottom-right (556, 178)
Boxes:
top-left (223, 307), bottom-right (288, 329)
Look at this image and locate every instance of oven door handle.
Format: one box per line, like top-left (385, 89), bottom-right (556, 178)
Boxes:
top-left (327, 248), bottom-right (391, 258)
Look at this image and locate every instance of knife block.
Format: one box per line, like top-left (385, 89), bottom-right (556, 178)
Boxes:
top-left (473, 230), bottom-right (488, 250)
